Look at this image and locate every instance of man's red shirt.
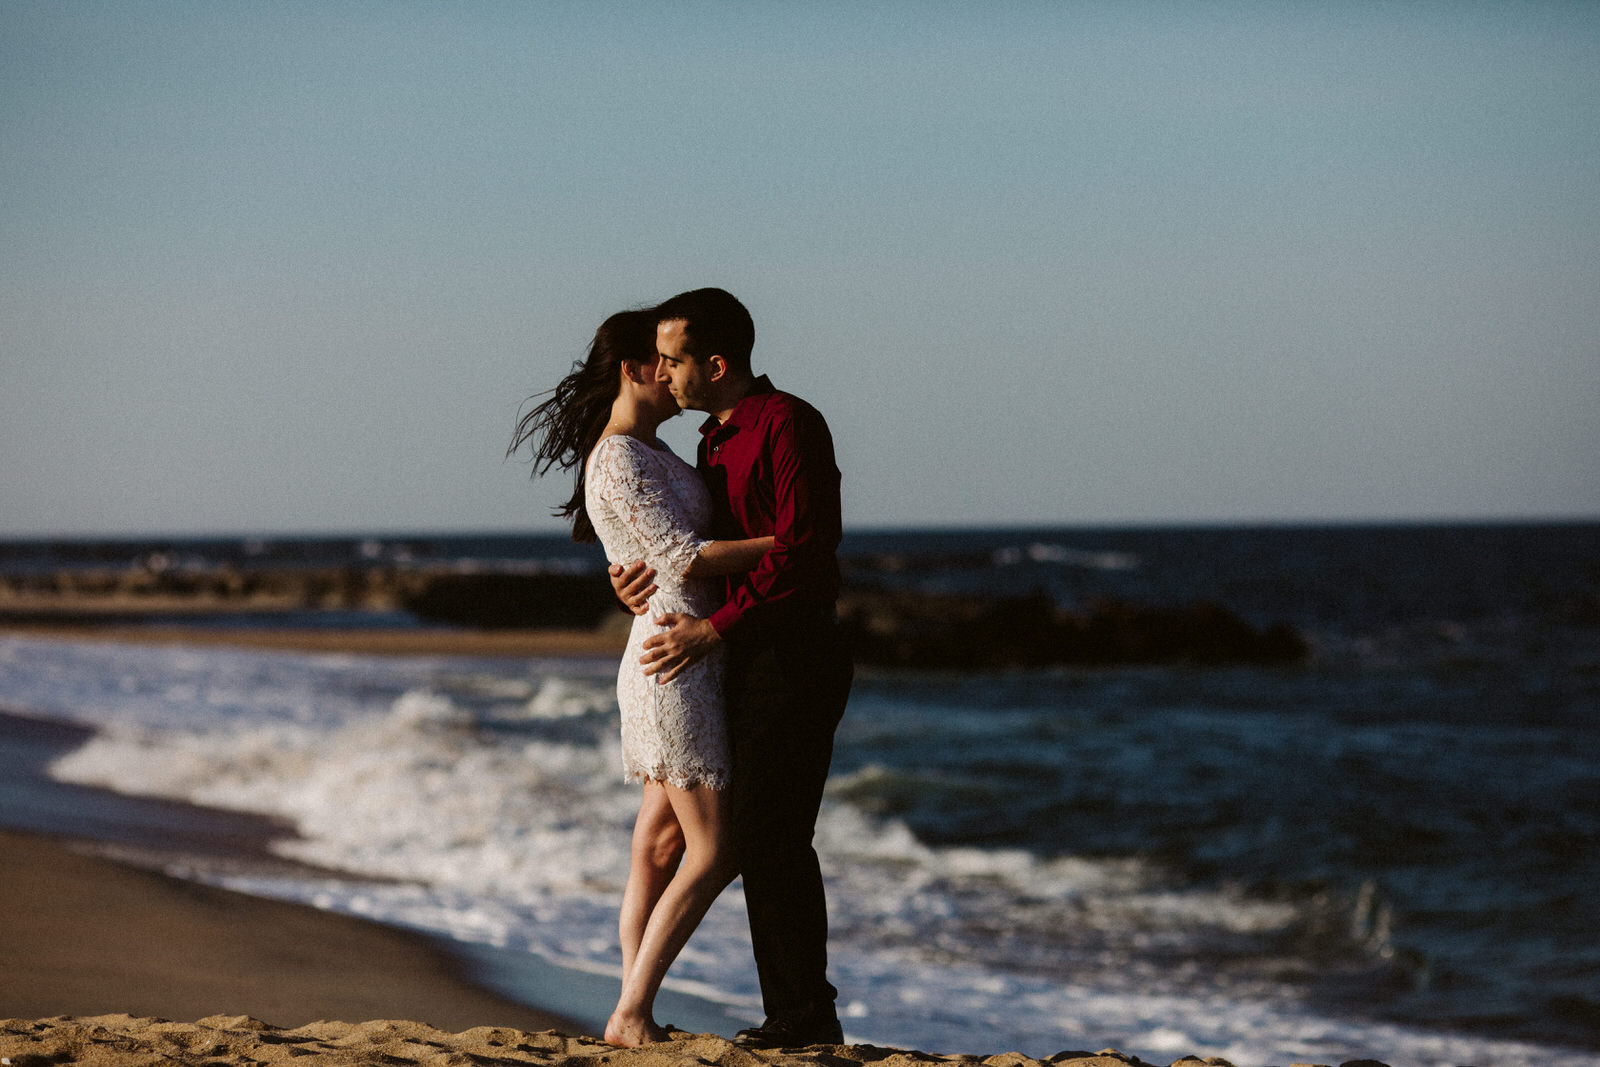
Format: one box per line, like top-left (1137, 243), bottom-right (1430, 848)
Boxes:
top-left (698, 375), bottom-right (842, 638)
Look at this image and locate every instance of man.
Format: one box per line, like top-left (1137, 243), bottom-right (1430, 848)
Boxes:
top-left (610, 287), bottom-right (852, 1049)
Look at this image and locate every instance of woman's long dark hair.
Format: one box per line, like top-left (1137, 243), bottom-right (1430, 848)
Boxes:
top-left (508, 309), bottom-right (658, 543)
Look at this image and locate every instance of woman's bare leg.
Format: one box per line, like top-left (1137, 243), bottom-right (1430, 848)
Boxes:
top-left (618, 783), bottom-right (684, 982)
top-left (604, 780), bottom-right (735, 1047)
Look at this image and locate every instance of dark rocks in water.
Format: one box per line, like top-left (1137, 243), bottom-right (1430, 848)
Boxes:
top-left (1, 560), bottom-right (1310, 667)
top-left (838, 588), bottom-right (1309, 669)
top-left (838, 589), bottom-right (1062, 669)
top-left (1070, 597), bottom-right (1309, 666)
top-left (0, 563), bottom-right (403, 619)
top-left (329, 573), bottom-right (1312, 664)
top-left (400, 572), bottom-right (618, 629)
top-left (403, 576), bottom-right (1310, 666)
top-left (0, 563), bottom-right (620, 630)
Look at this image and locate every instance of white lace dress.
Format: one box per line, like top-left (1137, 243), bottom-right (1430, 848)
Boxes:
top-left (585, 434), bottom-right (730, 790)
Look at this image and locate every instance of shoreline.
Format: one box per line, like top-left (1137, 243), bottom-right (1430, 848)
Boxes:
top-left (0, 703), bottom-right (752, 1044)
top-left (0, 702), bottom-right (591, 1036)
top-left (0, 828), bottom-right (582, 1035)
top-left (0, 824), bottom-right (1169, 1066)
top-left (0, 823), bottom-right (1215, 1065)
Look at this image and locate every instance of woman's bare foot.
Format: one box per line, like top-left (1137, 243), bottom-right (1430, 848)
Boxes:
top-left (604, 1011), bottom-right (669, 1047)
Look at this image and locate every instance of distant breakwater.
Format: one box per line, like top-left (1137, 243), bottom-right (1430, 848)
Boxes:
top-left (0, 562), bottom-right (1308, 668)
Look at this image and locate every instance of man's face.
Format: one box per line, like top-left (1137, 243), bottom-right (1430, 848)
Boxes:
top-left (655, 319), bottom-right (715, 412)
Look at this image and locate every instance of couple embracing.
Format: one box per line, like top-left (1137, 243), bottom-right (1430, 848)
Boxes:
top-left (512, 288), bottom-right (852, 1049)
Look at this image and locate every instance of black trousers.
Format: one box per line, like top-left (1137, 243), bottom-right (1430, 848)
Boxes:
top-left (724, 608), bottom-right (853, 1017)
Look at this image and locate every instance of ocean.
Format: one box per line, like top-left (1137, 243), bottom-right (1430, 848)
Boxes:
top-left (1, 522), bottom-right (1596, 1067)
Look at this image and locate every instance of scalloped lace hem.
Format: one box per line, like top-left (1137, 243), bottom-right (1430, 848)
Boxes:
top-left (623, 765), bottom-right (730, 791)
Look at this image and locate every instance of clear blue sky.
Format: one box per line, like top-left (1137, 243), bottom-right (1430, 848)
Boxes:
top-left (3, 1), bottom-right (1596, 536)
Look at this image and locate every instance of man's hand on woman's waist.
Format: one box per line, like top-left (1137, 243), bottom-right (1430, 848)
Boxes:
top-left (609, 561), bottom-right (656, 616)
top-left (641, 613), bottom-right (721, 684)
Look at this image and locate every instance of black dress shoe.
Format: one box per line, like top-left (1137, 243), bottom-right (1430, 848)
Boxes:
top-left (732, 1006), bottom-right (843, 1049)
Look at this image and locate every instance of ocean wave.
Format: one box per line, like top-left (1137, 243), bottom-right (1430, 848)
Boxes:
top-left (992, 544), bottom-right (1140, 571)
top-left (43, 674), bottom-right (1386, 1059)
top-left (10, 635), bottom-right (1599, 1065)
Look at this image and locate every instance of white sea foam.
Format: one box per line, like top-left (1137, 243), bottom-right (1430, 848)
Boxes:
top-left (4, 635), bottom-right (1596, 1067)
top-left (992, 544), bottom-right (1139, 571)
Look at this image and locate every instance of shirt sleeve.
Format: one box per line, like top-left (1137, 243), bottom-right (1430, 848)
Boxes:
top-left (588, 437), bottom-right (712, 580)
top-left (708, 405), bottom-right (840, 635)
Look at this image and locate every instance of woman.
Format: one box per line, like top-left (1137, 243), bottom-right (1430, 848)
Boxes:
top-left (509, 309), bottom-right (770, 1047)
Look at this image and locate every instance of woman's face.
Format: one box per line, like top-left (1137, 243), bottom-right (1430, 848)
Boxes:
top-left (634, 355), bottom-right (681, 417)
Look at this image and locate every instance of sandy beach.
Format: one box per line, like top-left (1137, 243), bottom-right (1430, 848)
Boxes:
top-left (0, 829), bottom-right (1205, 1067)
top-left (0, 1015), bottom-right (1191, 1067)
top-left (0, 829), bottom-right (577, 1033)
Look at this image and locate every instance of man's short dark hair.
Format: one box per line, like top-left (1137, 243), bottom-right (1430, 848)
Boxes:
top-left (654, 287), bottom-right (754, 374)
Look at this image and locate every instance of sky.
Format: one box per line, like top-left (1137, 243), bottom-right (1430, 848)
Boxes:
top-left (2, 1), bottom-right (1597, 537)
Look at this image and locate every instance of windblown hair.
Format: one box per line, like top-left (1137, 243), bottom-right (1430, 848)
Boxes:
top-left (508, 309), bottom-right (658, 543)
top-left (653, 287), bottom-right (755, 375)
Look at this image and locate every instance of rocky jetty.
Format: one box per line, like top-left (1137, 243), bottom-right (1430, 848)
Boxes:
top-left (838, 587), bottom-right (1308, 668)
top-left (399, 571), bottom-right (619, 630)
top-left (0, 562), bottom-right (419, 623)
top-left (0, 561), bottom-right (1308, 669)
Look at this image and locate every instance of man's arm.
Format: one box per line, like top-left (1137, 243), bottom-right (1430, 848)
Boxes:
top-left (685, 536), bottom-right (777, 577)
top-left (605, 532), bottom-right (772, 616)
top-left (642, 404), bottom-right (840, 679)
top-left (636, 540), bottom-right (773, 680)
top-left (706, 404), bottom-right (840, 636)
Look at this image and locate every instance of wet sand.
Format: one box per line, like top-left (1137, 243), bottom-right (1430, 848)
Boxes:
top-left (0, 829), bottom-right (578, 1034)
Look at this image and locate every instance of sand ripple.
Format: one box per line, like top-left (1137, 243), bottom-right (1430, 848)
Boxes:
top-left (0, 1016), bottom-right (1249, 1067)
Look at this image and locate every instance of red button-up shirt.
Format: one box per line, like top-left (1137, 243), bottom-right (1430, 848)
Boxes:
top-left (698, 376), bottom-right (843, 638)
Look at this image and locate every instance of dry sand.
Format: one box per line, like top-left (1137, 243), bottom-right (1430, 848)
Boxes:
top-left (0, 1015), bottom-right (1209, 1067)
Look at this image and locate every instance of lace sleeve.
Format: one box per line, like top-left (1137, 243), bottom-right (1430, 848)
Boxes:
top-left (589, 436), bottom-right (711, 580)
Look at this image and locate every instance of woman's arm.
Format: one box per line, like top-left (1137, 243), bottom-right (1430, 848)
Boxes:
top-left (685, 536), bottom-right (776, 577)
top-left (591, 438), bottom-right (770, 586)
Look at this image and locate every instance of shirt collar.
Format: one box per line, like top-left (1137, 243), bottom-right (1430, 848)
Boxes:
top-left (699, 375), bottom-right (775, 437)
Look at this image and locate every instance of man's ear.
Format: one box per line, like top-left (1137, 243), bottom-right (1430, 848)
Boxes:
top-left (706, 354), bottom-right (728, 382)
